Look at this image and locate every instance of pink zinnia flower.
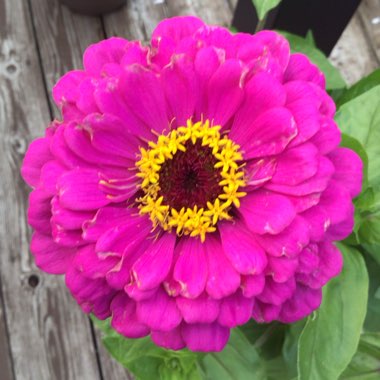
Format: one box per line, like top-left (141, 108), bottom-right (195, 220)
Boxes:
top-left (21, 16), bottom-right (362, 352)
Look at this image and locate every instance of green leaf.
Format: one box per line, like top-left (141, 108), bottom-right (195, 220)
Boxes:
top-left (282, 320), bottom-right (306, 378)
top-left (340, 333), bottom-right (380, 379)
top-left (200, 329), bottom-right (266, 380)
top-left (335, 68), bottom-right (380, 109)
top-left (279, 31), bottom-right (346, 90)
top-left (92, 317), bottom-right (202, 380)
top-left (252, 0), bottom-right (282, 21)
top-left (340, 133), bottom-right (368, 190)
top-left (239, 320), bottom-right (287, 359)
top-left (297, 244), bottom-right (369, 380)
top-left (335, 85), bottom-right (380, 189)
top-left (362, 251), bottom-right (380, 332)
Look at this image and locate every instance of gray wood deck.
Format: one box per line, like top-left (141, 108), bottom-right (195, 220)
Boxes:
top-left (0, 0), bottom-right (379, 379)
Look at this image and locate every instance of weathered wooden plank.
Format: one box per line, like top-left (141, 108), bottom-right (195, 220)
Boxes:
top-left (28, 0), bottom-right (136, 378)
top-left (29, 0), bottom-right (104, 116)
top-left (358, 0), bottom-right (380, 64)
top-left (0, 0), bottom-right (103, 379)
top-left (329, 7), bottom-right (379, 85)
top-left (0, 283), bottom-right (14, 380)
top-left (103, 0), bottom-right (234, 41)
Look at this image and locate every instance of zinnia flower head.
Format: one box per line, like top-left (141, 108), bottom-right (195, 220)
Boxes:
top-left (21, 16), bottom-right (362, 352)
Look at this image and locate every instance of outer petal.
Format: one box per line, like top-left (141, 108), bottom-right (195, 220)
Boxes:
top-left (111, 292), bottom-right (150, 338)
top-left (257, 277), bottom-right (296, 305)
top-left (279, 285), bottom-right (322, 323)
top-left (181, 322), bottom-right (230, 352)
top-left (83, 37), bottom-right (130, 75)
top-left (284, 53), bottom-right (325, 88)
top-left (219, 221), bottom-right (267, 275)
top-left (28, 189), bottom-right (52, 235)
top-left (176, 293), bottom-right (220, 324)
top-left (218, 291), bottom-right (254, 327)
top-left (239, 190), bottom-right (296, 234)
top-left (329, 147), bottom-right (363, 197)
top-left (173, 237), bottom-right (208, 299)
top-left (152, 16), bottom-right (205, 44)
top-left (21, 138), bottom-right (53, 187)
top-left (136, 288), bottom-right (182, 331)
top-left (31, 233), bottom-right (75, 274)
top-left (151, 325), bottom-right (186, 350)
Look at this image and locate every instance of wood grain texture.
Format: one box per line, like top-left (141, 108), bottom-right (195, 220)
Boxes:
top-left (28, 1), bottom-right (134, 379)
top-left (103, 0), bottom-right (234, 40)
top-left (358, 0), bottom-right (380, 63)
top-left (0, 283), bottom-right (14, 380)
top-left (329, 6), bottom-right (379, 85)
top-left (0, 0), bottom-right (102, 379)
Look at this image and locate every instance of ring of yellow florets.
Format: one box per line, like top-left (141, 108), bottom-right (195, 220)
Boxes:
top-left (135, 120), bottom-right (246, 242)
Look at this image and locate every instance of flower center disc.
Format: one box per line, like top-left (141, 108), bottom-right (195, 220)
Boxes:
top-left (136, 120), bottom-right (247, 242)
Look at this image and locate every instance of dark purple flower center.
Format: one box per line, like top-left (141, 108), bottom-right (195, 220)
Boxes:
top-left (158, 141), bottom-right (222, 209)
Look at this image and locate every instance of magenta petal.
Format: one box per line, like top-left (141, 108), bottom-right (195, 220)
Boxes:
top-left (136, 288), bottom-right (182, 331)
top-left (310, 117), bottom-right (341, 154)
top-left (252, 301), bottom-right (281, 323)
top-left (241, 274), bottom-right (265, 297)
top-left (73, 244), bottom-right (119, 279)
top-left (182, 322), bottom-right (230, 352)
top-left (162, 57), bottom-right (199, 127)
top-left (279, 285), bottom-right (322, 323)
top-left (120, 65), bottom-right (169, 134)
top-left (219, 221), bottom-right (267, 275)
top-left (284, 53), bottom-right (325, 88)
top-left (51, 196), bottom-right (94, 230)
top-left (30, 233), bottom-right (75, 274)
top-left (205, 59), bottom-right (245, 126)
top-left (318, 181), bottom-right (352, 225)
top-left (266, 156), bottom-right (335, 196)
top-left (204, 236), bottom-right (241, 299)
top-left (266, 256), bottom-right (299, 283)
top-left (96, 216), bottom-right (151, 255)
top-left (239, 190), bottom-right (296, 234)
top-left (152, 16), bottom-right (205, 44)
top-left (83, 113), bottom-right (140, 159)
top-left (231, 72), bottom-right (286, 138)
top-left (124, 283), bottom-right (157, 301)
top-left (28, 189), bottom-right (52, 235)
top-left (255, 216), bottom-right (309, 258)
top-left (39, 161), bottom-right (66, 195)
top-left (257, 277), bottom-right (296, 305)
top-left (271, 143), bottom-right (319, 185)
top-left (83, 37), bottom-right (129, 75)
top-left (232, 107), bottom-right (297, 159)
top-left (325, 209), bottom-right (355, 241)
top-left (173, 237), bottom-right (208, 299)
top-left (218, 291), bottom-right (254, 327)
top-left (329, 147), bottom-right (363, 197)
top-left (82, 206), bottom-right (133, 242)
top-left (132, 233), bottom-right (176, 291)
top-left (52, 70), bottom-right (86, 107)
top-left (245, 157), bottom-right (277, 190)
top-left (110, 292), bottom-right (150, 338)
top-left (151, 326), bottom-right (186, 350)
top-left (58, 168), bottom-right (109, 210)
top-left (21, 138), bottom-right (53, 187)
top-left (176, 293), bottom-right (220, 324)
